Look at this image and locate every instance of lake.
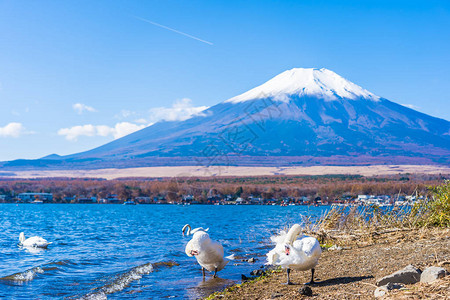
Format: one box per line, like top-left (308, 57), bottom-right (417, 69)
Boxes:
top-left (0, 204), bottom-right (330, 299)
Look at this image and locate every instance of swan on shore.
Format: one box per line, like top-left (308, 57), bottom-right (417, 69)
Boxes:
top-left (19, 232), bottom-right (52, 248)
top-left (182, 224), bottom-right (209, 236)
top-left (267, 224), bottom-right (321, 285)
top-left (184, 230), bottom-right (234, 277)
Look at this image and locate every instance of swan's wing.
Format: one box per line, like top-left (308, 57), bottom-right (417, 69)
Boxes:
top-left (185, 238), bottom-right (195, 256)
top-left (266, 229), bottom-right (291, 266)
top-left (266, 248), bottom-right (280, 265)
top-left (270, 230), bottom-right (288, 244)
top-left (190, 227), bottom-right (209, 235)
top-left (225, 253), bottom-right (235, 260)
top-left (23, 236), bottom-right (50, 247)
top-left (295, 236), bottom-right (321, 257)
top-left (209, 240), bottom-right (224, 258)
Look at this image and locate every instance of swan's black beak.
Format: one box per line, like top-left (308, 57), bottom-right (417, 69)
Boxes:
top-left (285, 245), bottom-right (290, 256)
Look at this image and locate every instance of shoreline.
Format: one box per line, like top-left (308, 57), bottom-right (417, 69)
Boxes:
top-left (205, 227), bottom-right (450, 299)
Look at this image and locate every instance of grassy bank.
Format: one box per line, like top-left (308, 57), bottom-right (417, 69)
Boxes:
top-left (206, 181), bottom-right (450, 299)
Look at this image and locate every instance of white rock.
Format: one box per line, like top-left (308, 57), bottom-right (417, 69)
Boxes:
top-left (420, 266), bottom-right (447, 283)
top-left (374, 286), bottom-right (388, 298)
top-left (328, 245), bottom-right (343, 251)
top-left (376, 265), bottom-right (421, 286)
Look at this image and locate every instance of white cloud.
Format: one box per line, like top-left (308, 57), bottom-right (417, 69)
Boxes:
top-left (116, 109), bottom-right (135, 119)
top-left (73, 103), bottom-right (97, 114)
top-left (111, 122), bottom-right (147, 139)
top-left (134, 118), bottom-right (148, 124)
top-left (58, 122), bottom-right (146, 141)
top-left (401, 104), bottom-right (420, 110)
top-left (148, 98), bottom-right (209, 123)
top-left (59, 98), bottom-right (209, 142)
top-left (0, 122), bottom-right (27, 138)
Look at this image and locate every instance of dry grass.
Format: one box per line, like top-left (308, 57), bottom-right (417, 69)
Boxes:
top-left (302, 181), bottom-right (450, 247)
top-left (205, 181), bottom-right (450, 299)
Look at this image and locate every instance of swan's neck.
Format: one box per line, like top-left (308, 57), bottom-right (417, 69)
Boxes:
top-left (285, 224), bottom-right (302, 245)
top-left (182, 224), bottom-right (191, 235)
top-left (19, 232), bottom-right (25, 243)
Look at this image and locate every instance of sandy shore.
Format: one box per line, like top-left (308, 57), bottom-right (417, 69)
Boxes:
top-left (207, 228), bottom-right (450, 299)
top-left (3, 164), bottom-right (450, 179)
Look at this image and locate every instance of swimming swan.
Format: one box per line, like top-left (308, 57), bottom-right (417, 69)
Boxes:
top-left (19, 232), bottom-right (52, 248)
top-left (182, 224), bottom-right (209, 236)
top-left (185, 230), bottom-right (234, 277)
top-left (267, 224), bottom-right (321, 285)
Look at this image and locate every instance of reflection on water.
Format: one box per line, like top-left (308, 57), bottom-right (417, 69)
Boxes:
top-left (0, 204), bottom-right (328, 299)
top-left (188, 277), bottom-right (235, 299)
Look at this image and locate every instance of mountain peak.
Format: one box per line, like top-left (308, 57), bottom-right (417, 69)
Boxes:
top-left (226, 67), bottom-right (380, 103)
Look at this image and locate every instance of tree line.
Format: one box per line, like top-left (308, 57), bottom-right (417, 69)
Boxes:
top-left (0, 173), bottom-right (446, 203)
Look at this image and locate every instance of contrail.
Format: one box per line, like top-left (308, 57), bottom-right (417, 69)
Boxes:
top-left (133, 16), bottom-right (213, 45)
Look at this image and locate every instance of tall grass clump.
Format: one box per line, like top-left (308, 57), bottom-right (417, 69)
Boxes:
top-left (410, 180), bottom-right (450, 227)
top-left (307, 181), bottom-right (449, 244)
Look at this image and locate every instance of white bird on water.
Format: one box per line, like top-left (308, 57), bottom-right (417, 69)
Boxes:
top-left (267, 224), bottom-right (321, 285)
top-left (183, 225), bottom-right (233, 277)
top-left (182, 224), bottom-right (209, 236)
top-left (19, 232), bottom-right (52, 248)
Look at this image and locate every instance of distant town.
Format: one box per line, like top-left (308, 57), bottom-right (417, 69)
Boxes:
top-left (0, 173), bottom-right (441, 206)
top-left (0, 191), bottom-right (425, 206)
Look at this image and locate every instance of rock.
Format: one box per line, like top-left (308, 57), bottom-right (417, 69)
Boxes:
top-left (247, 257), bottom-right (256, 263)
top-left (438, 261), bottom-right (450, 267)
top-left (250, 269), bottom-right (265, 276)
top-left (385, 282), bottom-right (404, 290)
top-left (328, 245), bottom-right (343, 251)
top-left (420, 266), bottom-right (447, 283)
top-left (374, 286), bottom-right (388, 298)
top-left (374, 282), bottom-right (404, 298)
top-left (241, 274), bottom-right (249, 281)
top-left (376, 265), bottom-right (421, 286)
top-left (271, 291), bottom-right (283, 298)
top-left (298, 286), bottom-right (313, 296)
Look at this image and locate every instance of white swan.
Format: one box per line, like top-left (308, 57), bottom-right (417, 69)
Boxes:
top-left (267, 224), bottom-right (321, 285)
top-left (19, 232), bottom-right (52, 248)
top-left (185, 230), bottom-right (234, 277)
top-left (182, 224), bottom-right (209, 236)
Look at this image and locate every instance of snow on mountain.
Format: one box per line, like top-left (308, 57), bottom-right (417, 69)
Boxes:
top-left (2, 67), bottom-right (449, 169)
top-left (226, 68), bottom-right (379, 103)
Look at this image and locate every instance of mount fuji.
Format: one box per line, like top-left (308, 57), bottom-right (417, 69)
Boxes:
top-left (3, 68), bottom-right (450, 169)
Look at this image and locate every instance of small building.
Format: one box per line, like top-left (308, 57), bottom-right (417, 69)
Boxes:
top-left (18, 193), bottom-right (53, 203)
top-left (105, 194), bottom-right (121, 204)
top-left (135, 196), bottom-right (153, 204)
top-left (182, 195), bottom-right (195, 203)
top-left (64, 196), bottom-right (76, 203)
top-left (77, 196), bottom-right (97, 204)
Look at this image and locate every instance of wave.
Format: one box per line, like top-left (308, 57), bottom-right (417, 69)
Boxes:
top-left (0, 260), bottom-right (71, 283)
top-left (0, 266), bottom-right (44, 282)
top-left (79, 261), bottom-right (178, 299)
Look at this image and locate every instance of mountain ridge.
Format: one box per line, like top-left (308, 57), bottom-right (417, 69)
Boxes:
top-left (2, 68), bottom-right (450, 169)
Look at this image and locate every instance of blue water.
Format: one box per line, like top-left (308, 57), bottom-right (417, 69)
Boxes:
top-left (0, 204), bottom-right (329, 299)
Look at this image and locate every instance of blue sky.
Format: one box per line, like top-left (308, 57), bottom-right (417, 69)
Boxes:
top-left (0, 0), bottom-right (449, 161)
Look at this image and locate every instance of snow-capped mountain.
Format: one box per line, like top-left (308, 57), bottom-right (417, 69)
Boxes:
top-left (226, 68), bottom-right (379, 103)
top-left (3, 68), bottom-right (450, 169)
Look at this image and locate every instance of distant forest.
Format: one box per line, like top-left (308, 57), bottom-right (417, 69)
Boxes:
top-left (0, 174), bottom-right (447, 203)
